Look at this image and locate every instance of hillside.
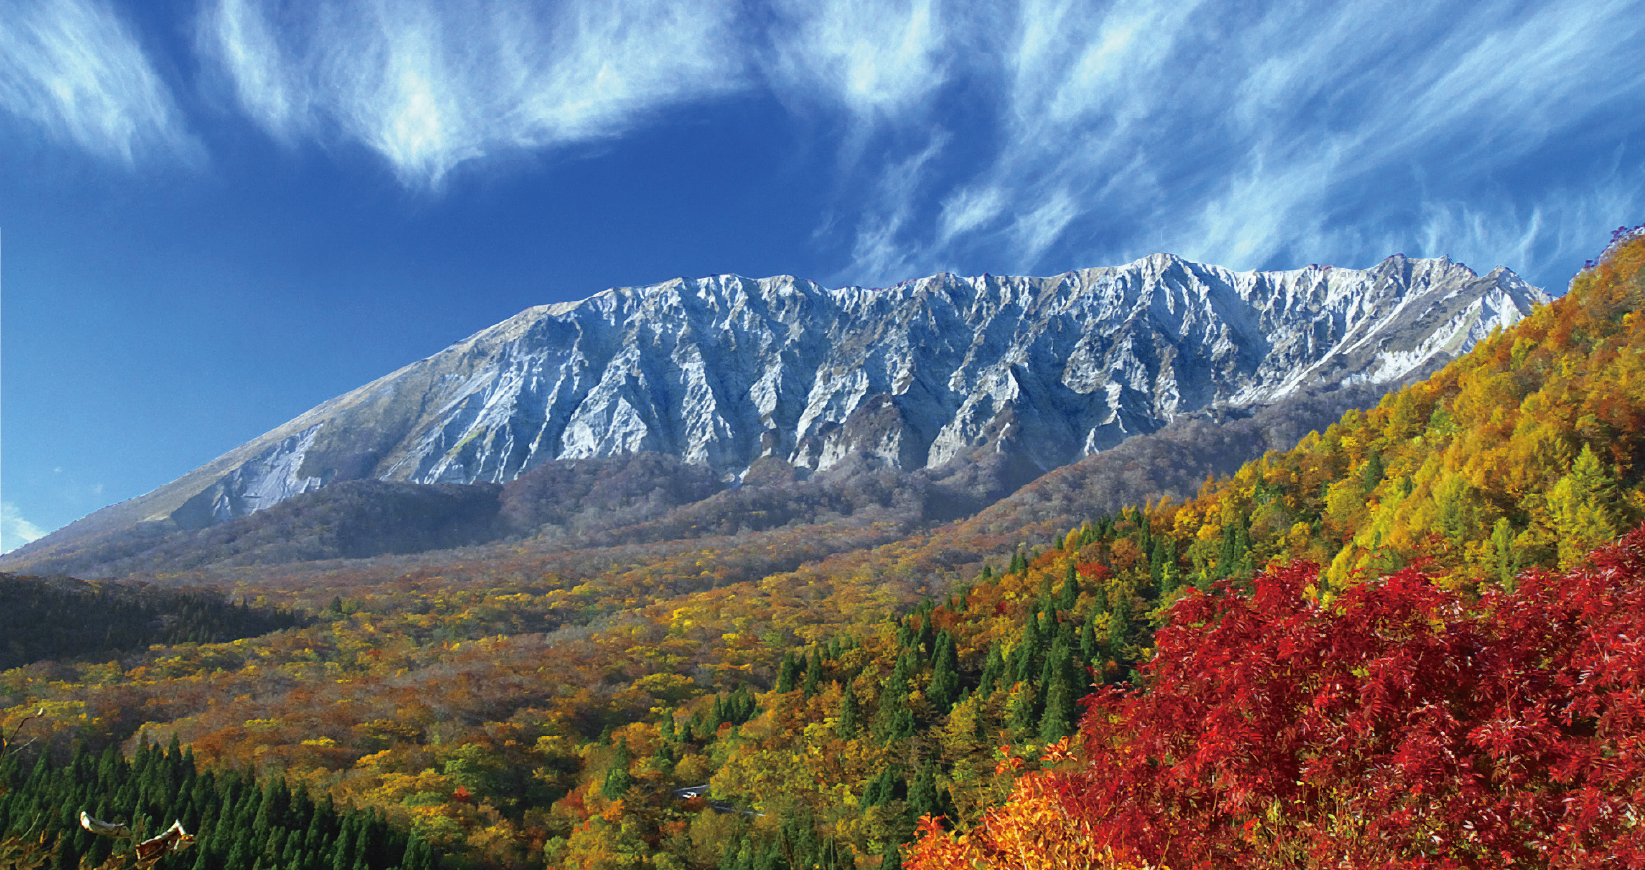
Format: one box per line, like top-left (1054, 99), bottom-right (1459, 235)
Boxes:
top-left (909, 223), bottom-right (1645, 870)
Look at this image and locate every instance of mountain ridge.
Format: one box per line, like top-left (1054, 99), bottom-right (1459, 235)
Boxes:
top-left (6, 252), bottom-right (1546, 561)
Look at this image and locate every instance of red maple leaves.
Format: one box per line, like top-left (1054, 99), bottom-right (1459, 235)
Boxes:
top-left (911, 523), bottom-right (1645, 869)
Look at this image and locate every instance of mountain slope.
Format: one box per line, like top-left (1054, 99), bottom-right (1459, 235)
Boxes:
top-left (7, 254), bottom-right (1545, 564)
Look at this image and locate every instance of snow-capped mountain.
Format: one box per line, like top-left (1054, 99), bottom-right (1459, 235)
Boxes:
top-left (39, 253), bottom-right (1548, 539)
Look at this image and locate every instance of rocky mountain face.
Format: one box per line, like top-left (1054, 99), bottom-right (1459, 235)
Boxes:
top-left (15, 253), bottom-right (1546, 551)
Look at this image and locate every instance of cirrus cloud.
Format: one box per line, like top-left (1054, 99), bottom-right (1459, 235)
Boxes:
top-left (197, 0), bottom-right (749, 188)
top-left (0, 0), bottom-right (194, 163)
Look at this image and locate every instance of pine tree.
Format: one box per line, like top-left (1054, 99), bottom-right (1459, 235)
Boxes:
top-left (602, 740), bottom-right (634, 800)
top-left (906, 760), bottom-right (941, 822)
top-left (1550, 444), bottom-right (1622, 565)
top-left (1010, 613), bottom-right (1043, 684)
top-left (1038, 639), bottom-right (1081, 742)
top-left (977, 642), bottom-right (1004, 698)
top-left (1492, 517), bottom-right (1518, 589)
top-left (1107, 593), bottom-right (1132, 668)
top-left (874, 654), bottom-right (917, 744)
top-left (1058, 564), bottom-right (1080, 610)
top-left (803, 649), bottom-right (823, 699)
top-left (927, 632), bottom-right (961, 713)
top-left (835, 684), bottom-right (861, 738)
top-left (776, 652), bottom-right (800, 694)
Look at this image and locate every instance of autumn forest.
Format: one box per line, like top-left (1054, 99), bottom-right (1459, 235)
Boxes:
top-left (5, 224), bottom-right (1645, 870)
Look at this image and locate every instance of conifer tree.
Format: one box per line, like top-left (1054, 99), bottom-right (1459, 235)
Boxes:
top-left (802, 650), bottom-right (823, 699)
top-left (1107, 593), bottom-right (1132, 667)
top-left (1551, 444), bottom-right (1622, 565)
top-left (1492, 518), bottom-right (1518, 589)
top-left (1009, 613), bottom-right (1042, 684)
top-left (977, 642), bottom-right (1005, 698)
top-left (906, 761), bottom-right (941, 822)
top-left (874, 654), bottom-right (917, 744)
top-left (835, 684), bottom-right (861, 738)
top-left (776, 652), bottom-right (800, 694)
top-left (601, 740), bottom-right (634, 800)
top-left (1058, 564), bottom-right (1080, 610)
top-left (926, 631), bottom-right (961, 713)
top-left (1362, 448), bottom-right (1386, 492)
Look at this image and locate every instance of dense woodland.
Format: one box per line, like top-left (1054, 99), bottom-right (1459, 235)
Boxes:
top-left (0, 736), bottom-right (433, 870)
top-left (0, 224), bottom-right (1641, 869)
top-left (0, 575), bottom-right (303, 672)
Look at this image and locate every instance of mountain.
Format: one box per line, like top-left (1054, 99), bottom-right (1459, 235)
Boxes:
top-left (3, 228), bottom-right (1639, 870)
top-left (7, 253), bottom-right (1545, 560)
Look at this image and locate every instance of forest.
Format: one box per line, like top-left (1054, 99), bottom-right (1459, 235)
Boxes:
top-left (1, 223), bottom-right (1642, 869)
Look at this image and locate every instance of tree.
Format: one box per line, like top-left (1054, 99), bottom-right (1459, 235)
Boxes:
top-left (802, 650), bottom-right (823, 699)
top-left (926, 632), bottom-right (961, 714)
top-left (1550, 444), bottom-right (1622, 565)
top-left (912, 525), bottom-right (1645, 869)
top-left (602, 741), bottom-right (634, 800)
top-left (835, 684), bottom-right (861, 738)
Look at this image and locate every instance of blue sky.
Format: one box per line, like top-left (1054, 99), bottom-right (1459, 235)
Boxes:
top-left (3, 0), bottom-right (1644, 552)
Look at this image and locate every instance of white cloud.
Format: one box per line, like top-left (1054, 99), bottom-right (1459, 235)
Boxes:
top-left (847, 134), bottom-right (949, 286)
top-left (764, 0), bottom-right (950, 121)
top-left (829, 0), bottom-right (1645, 286)
top-left (198, 0), bottom-right (747, 187)
top-left (62, 0), bottom-right (1636, 288)
top-left (0, 0), bottom-right (193, 162)
top-left (1, 502), bottom-right (47, 555)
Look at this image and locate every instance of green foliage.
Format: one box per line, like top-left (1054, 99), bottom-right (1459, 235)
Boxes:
top-left (0, 741), bottom-right (421, 870)
top-left (0, 574), bottom-right (303, 671)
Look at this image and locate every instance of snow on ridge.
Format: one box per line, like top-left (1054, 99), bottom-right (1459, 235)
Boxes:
top-left (167, 254), bottom-right (1548, 523)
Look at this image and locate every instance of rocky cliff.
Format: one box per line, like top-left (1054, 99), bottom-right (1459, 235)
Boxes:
top-left (13, 252), bottom-right (1547, 551)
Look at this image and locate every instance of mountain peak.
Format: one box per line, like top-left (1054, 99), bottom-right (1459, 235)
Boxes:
top-left (13, 254), bottom-right (1548, 552)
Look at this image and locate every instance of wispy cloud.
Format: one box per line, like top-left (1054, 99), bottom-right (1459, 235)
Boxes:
top-left (58, 0), bottom-right (1638, 287)
top-left (0, 502), bottom-right (47, 555)
top-left (198, 0), bottom-right (748, 188)
top-left (0, 0), bottom-right (192, 162)
top-left (764, 0), bottom-right (950, 121)
top-left (847, 134), bottom-right (949, 285)
top-left (832, 0), bottom-right (1645, 287)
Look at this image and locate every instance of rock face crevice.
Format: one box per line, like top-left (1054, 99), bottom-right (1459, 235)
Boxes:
top-left (36, 253), bottom-right (1552, 539)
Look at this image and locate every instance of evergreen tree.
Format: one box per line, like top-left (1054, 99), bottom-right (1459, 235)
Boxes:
top-left (1107, 593), bottom-right (1133, 667)
top-left (1492, 518), bottom-right (1518, 589)
top-left (1362, 448), bottom-right (1386, 492)
top-left (835, 683), bottom-right (861, 738)
top-left (977, 642), bottom-right (1005, 698)
top-left (873, 654), bottom-right (917, 744)
top-left (1038, 639), bottom-right (1081, 742)
top-left (776, 652), bottom-right (801, 694)
top-left (602, 740), bottom-right (634, 800)
top-left (1010, 613), bottom-right (1043, 684)
top-left (1550, 444), bottom-right (1623, 565)
top-left (906, 761), bottom-right (941, 822)
top-left (926, 632), bottom-right (961, 713)
top-left (803, 650), bottom-right (823, 699)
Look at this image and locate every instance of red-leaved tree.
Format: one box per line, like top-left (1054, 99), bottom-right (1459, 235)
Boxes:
top-left (908, 524), bottom-right (1645, 869)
